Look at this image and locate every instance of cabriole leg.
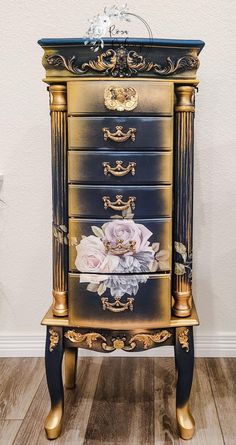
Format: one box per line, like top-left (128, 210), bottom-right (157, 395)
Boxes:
top-left (45, 326), bottom-right (64, 439)
top-left (175, 326), bottom-right (195, 440)
top-left (64, 347), bottom-right (78, 389)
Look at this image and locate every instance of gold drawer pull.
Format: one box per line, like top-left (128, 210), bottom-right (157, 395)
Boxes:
top-left (103, 160), bottom-right (136, 177)
top-left (102, 195), bottom-right (136, 211)
top-left (102, 126), bottom-right (136, 143)
top-left (104, 86), bottom-right (138, 112)
top-left (101, 296), bottom-right (134, 313)
top-left (104, 239), bottom-right (136, 255)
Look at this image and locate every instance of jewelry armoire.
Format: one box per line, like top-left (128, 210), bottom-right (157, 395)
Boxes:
top-left (38, 37), bottom-right (204, 440)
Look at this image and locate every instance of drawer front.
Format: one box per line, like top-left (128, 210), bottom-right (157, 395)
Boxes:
top-left (67, 80), bottom-right (173, 116)
top-left (68, 185), bottom-right (172, 218)
top-left (69, 218), bottom-right (172, 273)
top-left (68, 151), bottom-right (172, 185)
top-left (68, 117), bottom-right (173, 151)
top-left (68, 273), bottom-right (171, 329)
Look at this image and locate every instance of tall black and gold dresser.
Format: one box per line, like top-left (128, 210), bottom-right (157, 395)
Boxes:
top-left (38, 37), bottom-right (204, 440)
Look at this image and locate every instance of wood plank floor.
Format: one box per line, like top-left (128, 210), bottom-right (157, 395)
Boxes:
top-left (0, 357), bottom-right (235, 445)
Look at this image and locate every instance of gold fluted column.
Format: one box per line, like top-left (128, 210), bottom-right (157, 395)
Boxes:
top-left (173, 86), bottom-right (195, 317)
top-left (49, 85), bottom-right (68, 316)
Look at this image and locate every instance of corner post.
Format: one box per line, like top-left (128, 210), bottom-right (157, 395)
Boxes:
top-left (173, 86), bottom-right (195, 317)
top-left (49, 85), bottom-right (68, 316)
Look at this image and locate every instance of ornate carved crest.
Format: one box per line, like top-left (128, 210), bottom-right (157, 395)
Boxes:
top-left (104, 85), bottom-right (138, 111)
top-left (47, 46), bottom-right (199, 78)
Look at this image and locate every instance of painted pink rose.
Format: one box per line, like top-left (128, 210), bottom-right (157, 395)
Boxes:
top-left (102, 220), bottom-right (153, 254)
top-left (75, 235), bottom-right (119, 273)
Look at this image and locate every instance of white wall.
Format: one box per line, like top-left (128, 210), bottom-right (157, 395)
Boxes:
top-left (1, 0), bottom-right (236, 356)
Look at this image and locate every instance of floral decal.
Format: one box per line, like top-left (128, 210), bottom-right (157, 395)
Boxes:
top-left (174, 242), bottom-right (192, 281)
top-left (74, 219), bottom-right (170, 298)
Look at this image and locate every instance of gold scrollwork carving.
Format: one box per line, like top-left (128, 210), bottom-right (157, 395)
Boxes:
top-left (49, 329), bottom-right (59, 352)
top-left (47, 47), bottom-right (199, 78)
top-left (104, 86), bottom-right (138, 111)
top-left (129, 331), bottom-right (172, 349)
top-left (101, 330), bottom-right (172, 352)
top-left (178, 328), bottom-right (190, 352)
top-left (102, 126), bottom-right (136, 143)
top-left (103, 160), bottom-right (136, 177)
top-left (64, 331), bottom-right (106, 348)
top-left (65, 330), bottom-right (172, 352)
top-left (101, 295), bottom-right (134, 312)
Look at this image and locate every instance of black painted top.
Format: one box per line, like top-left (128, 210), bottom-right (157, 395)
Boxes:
top-left (38, 37), bottom-right (205, 51)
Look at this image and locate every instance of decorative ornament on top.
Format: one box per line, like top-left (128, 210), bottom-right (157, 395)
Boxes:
top-left (84, 4), bottom-right (153, 51)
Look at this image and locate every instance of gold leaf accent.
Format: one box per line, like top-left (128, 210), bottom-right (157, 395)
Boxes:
top-left (129, 330), bottom-right (172, 349)
top-left (64, 330), bottom-right (106, 348)
top-left (49, 329), bottom-right (59, 352)
top-left (178, 328), bottom-right (190, 352)
top-left (113, 339), bottom-right (125, 349)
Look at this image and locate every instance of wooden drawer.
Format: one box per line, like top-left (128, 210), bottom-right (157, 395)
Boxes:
top-left (68, 116), bottom-right (173, 151)
top-left (68, 185), bottom-right (172, 218)
top-left (69, 218), bottom-right (172, 273)
top-left (67, 80), bottom-right (173, 116)
top-left (68, 151), bottom-right (172, 185)
top-left (68, 273), bottom-right (171, 328)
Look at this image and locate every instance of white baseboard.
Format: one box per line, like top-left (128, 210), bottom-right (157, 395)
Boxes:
top-left (0, 333), bottom-right (235, 357)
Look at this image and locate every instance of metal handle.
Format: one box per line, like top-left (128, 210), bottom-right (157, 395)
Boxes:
top-left (104, 239), bottom-right (136, 255)
top-left (103, 160), bottom-right (136, 177)
top-left (101, 296), bottom-right (134, 313)
top-left (102, 126), bottom-right (136, 143)
top-left (102, 195), bottom-right (136, 211)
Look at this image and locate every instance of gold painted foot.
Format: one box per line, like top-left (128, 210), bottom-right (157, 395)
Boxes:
top-left (44, 402), bottom-right (63, 440)
top-left (176, 404), bottom-right (195, 440)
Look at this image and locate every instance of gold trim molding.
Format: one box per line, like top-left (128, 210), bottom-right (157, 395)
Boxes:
top-left (49, 329), bottom-right (59, 352)
top-left (64, 329), bottom-right (172, 351)
top-left (178, 328), bottom-right (190, 352)
top-left (46, 46), bottom-right (199, 78)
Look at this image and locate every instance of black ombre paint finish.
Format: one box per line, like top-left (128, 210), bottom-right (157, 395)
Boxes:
top-left (45, 326), bottom-right (64, 410)
top-left (68, 116), bottom-right (173, 150)
top-left (68, 150), bottom-right (172, 185)
top-left (39, 36), bottom-right (204, 439)
top-left (68, 185), bottom-right (172, 218)
top-left (175, 327), bottom-right (194, 408)
top-left (68, 273), bottom-right (171, 328)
